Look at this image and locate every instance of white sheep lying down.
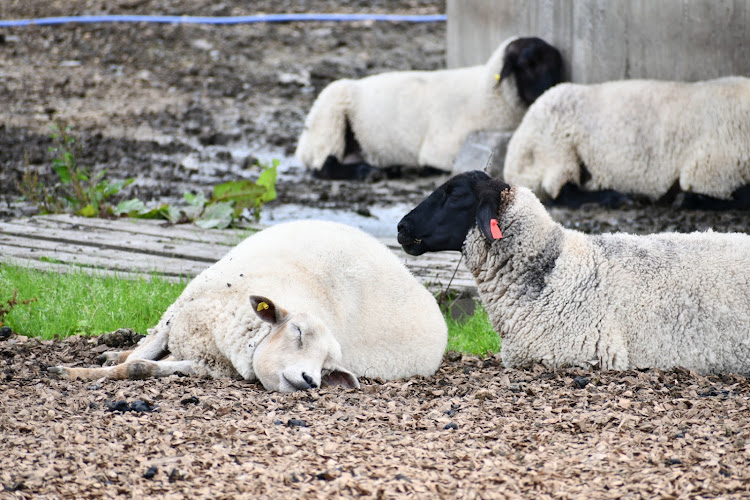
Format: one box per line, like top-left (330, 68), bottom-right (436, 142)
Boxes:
top-left (503, 77), bottom-right (750, 206)
top-left (50, 220), bottom-right (448, 392)
top-left (397, 171), bottom-right (750, 374)
top-left (295, 36), bottom-right (563, 177)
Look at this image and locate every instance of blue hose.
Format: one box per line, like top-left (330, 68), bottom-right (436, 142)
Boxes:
top-left (0, 13), bottom-right (446, 28)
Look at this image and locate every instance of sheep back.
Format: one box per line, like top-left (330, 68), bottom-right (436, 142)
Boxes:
top-left (504, 77), bottom-right (750, 201)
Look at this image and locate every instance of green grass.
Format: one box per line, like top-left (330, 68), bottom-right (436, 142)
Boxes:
top-left (444, 303), bottom-right (500, 356)
top-left (1, 262), bottom-right (500, 356)
top-left (0, 263), bottom-right (187, 339)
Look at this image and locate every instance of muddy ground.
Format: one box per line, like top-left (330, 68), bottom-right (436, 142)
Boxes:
top-left (1, 1), bottom-right (749, 498)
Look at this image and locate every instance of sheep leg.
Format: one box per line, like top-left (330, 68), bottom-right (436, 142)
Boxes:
top-left (553, 183), bottom-right (631, 209)
top-left (313, 154), bottom-right (378, 181)
top-left (97, 350), bottom-right (134, 366)
top-left (48, 358), bottom-right (196, 381)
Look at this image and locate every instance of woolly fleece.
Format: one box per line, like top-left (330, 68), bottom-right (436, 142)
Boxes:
top-left (295, 37), bottom-right (527, 172)
top-left (464, 186), bottom-right (750, 373)
top-left (504, 77), bottom-right (750, 200)
top-left (143, 220), bottom-right (447, 382)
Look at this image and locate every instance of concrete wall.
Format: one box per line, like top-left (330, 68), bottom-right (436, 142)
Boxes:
top-left (447, 0), bottom-right (750, 83)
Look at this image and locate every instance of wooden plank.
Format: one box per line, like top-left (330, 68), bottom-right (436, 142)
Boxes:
top-left (0, 220), bottom-right (231, 263)
top-left (0, 233), bottom-right (208, 278)
top-left (0, 216), bottom-right (478, 296)
top-left (33, 214), bottom-right (255, 246)
top-left (1, 256), bottom-right (187, 283)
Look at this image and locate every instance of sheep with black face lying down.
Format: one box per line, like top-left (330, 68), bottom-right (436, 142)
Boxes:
top-left (49, 220), bottom-right (448, 392)
top-left (295, 36), bottom-right (563, 179)
top-left (503, 77), bottom-right (750, 208)
top-left (397, 171), bottom-right (750, 374)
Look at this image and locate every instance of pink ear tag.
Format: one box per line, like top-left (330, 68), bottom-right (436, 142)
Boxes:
top-left (490, 219), bottom-right (503, 239)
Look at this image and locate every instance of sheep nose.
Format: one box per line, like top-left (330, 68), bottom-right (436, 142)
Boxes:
top-left (397, 219), bottom-right (408, 234)
top-left (302, 372), bottom-right (317, 389)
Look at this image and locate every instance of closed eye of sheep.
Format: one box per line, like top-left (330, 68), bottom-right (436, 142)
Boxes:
top-left (295, 36), bottom-right (563, 179)
top-left (49, 220), bottom-right (448, 392)
top-left (398, 171), bottom-right (750, 374)
top-left (503, 77), bottom-right (750, 209)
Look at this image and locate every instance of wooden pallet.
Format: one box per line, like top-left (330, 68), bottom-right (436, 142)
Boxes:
top-left (0, 214), bottom-right (477, 296)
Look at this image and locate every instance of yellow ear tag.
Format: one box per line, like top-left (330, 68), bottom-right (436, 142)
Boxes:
top-left (257, 301), bottom-right (269, 312)
top-left (494, 73), bottom-right (501, 82)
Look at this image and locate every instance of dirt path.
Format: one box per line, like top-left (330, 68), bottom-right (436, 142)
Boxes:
top-left (1, 2), bottom-right (749, 498)
top-left (2, 333), bottom-right (749, 499)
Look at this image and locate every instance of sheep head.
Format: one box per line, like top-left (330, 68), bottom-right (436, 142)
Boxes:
top-left (250, 295), bottom-right (359, 392)
top-left (497, 37), bottom-right (563, 106)
top-left (397, 171), bottom-right (511, 255)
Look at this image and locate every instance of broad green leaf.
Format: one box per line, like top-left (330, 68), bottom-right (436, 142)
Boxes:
top-left (195, 202), bottom-right (233, 229)
top-left (137, 204), bottom-right (173, 220)
top-left (54, 165), bottom-right (72, 184)
top-left (114, 198), bottom-right (146, 216)
top-left (214, 180), bottom-right (263, 200)
top-left (164, 205), bottom-right (184, 223)
top-left (184, 191), bottom-right (208, 207)
top-left (181, 203), bottom-right (203, 221)
top-left (256, 164), bottom-right (278, 202)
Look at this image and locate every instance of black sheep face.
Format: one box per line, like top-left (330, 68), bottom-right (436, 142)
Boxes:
top-left (397, 171), bottom-right (511, 256)
top-left (499, 37), bottom-right (564, 106)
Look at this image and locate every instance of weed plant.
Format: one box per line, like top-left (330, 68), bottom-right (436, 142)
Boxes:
top-left (18, 122), bottom-right (278, 228)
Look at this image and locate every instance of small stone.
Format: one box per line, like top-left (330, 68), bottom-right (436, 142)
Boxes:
top-left (573, 376), bottom-right (590, 389)
top-left (143, 466), bottom-right (158, 479)
top-left (168, 468), bottom-right (183, 482)
top-left (0, 326), bottom-right (12, 340)
top-left (445, 351), bottom-right (462, 362)
top-left (444, 422), bottom-right (458, 430)
top-left (180, 396), bottom-right (200, 406)
top-left (129, 400), bottom-right (156, 413)
top-left (287, 418), bottom-right (308, 427)
top-left (316, 471), bottom-right (336, 481)
top-left (105, 400), bottom-right (130, 412)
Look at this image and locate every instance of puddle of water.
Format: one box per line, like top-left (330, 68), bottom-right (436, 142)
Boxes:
top-left (259, 203), bottom-right (411, 239)
top-left (157, 142), bottom-right (418, 238)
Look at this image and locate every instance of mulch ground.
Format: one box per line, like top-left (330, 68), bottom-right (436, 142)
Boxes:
top-left (2, 333), bottom-right (748, 499)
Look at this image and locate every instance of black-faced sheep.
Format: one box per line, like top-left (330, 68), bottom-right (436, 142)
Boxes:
top-left (50, 220), bottom-right (448, 392)
top-left (295, 36), bottom-right (563, 179)
top-left (503, 77), bottom-right (750, 208)
top-left (397, 171), bottom-right (750, 374)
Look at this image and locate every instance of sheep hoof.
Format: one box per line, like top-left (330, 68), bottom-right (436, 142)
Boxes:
top-left (47, 366), bottom-right (71, 379)
top-left (97, 352), bottom-right (120, 366)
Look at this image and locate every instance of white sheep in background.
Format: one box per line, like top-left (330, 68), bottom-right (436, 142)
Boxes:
top-left (295, 36), bottom-right (563, 179)
top-left (397, 171), bottom-right (750, 374)
top-left (50, 220), bottom-right (448, 392)
top-left (503, 77), bottom-right (750, 208)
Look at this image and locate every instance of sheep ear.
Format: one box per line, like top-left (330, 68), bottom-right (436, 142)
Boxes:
top-left (498, 51), bottom-right (516, 83)
top-left (250, 295), bottom-right (289, 325)
top-left (321, 367), bottom-right (360, 389)
top-left (475, 185), bottom-right (506, 242)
